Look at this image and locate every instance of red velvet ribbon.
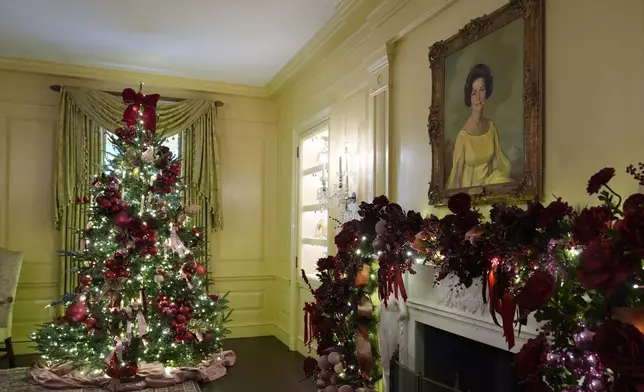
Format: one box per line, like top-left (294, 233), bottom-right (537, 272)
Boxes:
top-left (303, 303), bottom-right (316, 344)
top-left (121, 88), bottom-right (160, 135)
top-left (380, 264), bottom-right (408, 308)
top-left (487, 270), bottom-right (516, 350)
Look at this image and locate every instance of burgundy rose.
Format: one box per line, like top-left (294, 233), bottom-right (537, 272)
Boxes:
top-left (455, 210), bottom-right (479, 231)
top-left (617, 215), bottom-right (644, 259)
top-left (517, 270), bottom-right (556, 315)
top-left (372, 195), bottom-right (389, 207)
top-left (447, 192), bottom-right (472, 215)
top-left (594, 318), bottom-right (644, 370)
top-left (334, 228), bottom-right (359, 252)
top-left (571, 206), bottom-right (612, 245)
top-left (586, 167), bottom-right (615, 195)
top-left (577, 238), bottom-right (637, 294)
top-left (317, 256), bottom-right (335, 271)
top-left (624, 193), bottom-right (644, 218)
top-left (538, 198), bottom-right (572, 229)
top-left (514, 333), bottom-right (548, 382)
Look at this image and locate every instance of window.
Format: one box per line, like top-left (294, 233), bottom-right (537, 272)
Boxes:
top-left (298, 122), bottom-right (330, 279)
top-left (104, 132), bottom-right (181, 165)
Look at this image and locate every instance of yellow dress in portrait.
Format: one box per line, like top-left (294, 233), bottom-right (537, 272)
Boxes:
top-left (446, 122), bottom-right (512, 189)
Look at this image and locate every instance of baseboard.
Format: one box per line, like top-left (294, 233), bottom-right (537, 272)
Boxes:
top-left (271, 324), bottom-right (292, 349)
top-left (226, 323), bottom-right (275, 339)
top-left (13, 341), bottom-right (37, 356)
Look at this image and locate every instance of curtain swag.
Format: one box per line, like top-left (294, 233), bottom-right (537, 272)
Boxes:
top-left (54, 86), bottom-right (223, 232)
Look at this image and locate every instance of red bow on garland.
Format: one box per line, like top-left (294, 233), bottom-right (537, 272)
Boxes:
top-left (121, 88), bottom-right (160, 135)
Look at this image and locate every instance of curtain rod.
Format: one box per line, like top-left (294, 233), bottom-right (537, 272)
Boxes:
top-left (49, 85), bottom-right (224, 108)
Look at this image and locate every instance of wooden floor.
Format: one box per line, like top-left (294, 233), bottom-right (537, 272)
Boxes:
top-left (1, 337), bottom-right (317, 392)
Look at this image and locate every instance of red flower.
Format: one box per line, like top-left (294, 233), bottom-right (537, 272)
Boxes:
top-left (571, 206), bottom-right (612, 245)
top-left (208, 294), bottom-right (219, 301)
top-left (317, 256), bottom-right (335, 271)
top-left (517, 270), bottom-right (556, 315)
top-left (586, 167), bottom-right (615, 195)
top-left (514, 333), bottom-right (548, 382)
top-left (335, 227), bottom-right (359, 252)
top-left (577, 238), bottom-right (637, 294)
top-left (624, 193), bottom-right (644, 218)
top-left (447, 192), bottom-right (472, 215)
top-left (594, 318), bottom-right (644, 371)
top-left (538, 198), bottom-right (572, 229)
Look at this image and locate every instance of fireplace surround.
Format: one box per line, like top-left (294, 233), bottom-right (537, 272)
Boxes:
top-left (399, 264), bottom-right (539, 390)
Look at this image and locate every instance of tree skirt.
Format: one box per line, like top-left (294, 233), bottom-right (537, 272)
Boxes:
top-left (0, 368), bottom-right (200, 392)
top-left (11, 350), bottom-right (235, 392)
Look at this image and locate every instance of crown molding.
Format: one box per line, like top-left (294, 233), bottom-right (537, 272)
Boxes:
top-left (0, 57), bottom-right (269, 98)
top-left (266, 0), bottom-right (386, 98)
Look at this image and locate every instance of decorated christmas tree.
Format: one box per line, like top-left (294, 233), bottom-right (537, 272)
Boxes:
top-left (31, 86), bottom-right (232, 384)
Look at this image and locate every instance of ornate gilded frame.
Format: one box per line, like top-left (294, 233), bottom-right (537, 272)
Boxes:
top-left (427, 0), bottom-right (544, 206)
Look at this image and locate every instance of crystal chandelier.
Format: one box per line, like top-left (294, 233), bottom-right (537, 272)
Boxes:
top-left (316, 138), bottom-right (356, 213)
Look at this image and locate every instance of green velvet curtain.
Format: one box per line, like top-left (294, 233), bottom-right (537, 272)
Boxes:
top-left (54, 87), bottom-right (223, 293)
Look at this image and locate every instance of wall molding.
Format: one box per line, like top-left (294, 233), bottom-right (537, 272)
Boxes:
top-left (0, 58), bottom-right (268, 98)
top-left (267, 0), bottom-right (385, 97)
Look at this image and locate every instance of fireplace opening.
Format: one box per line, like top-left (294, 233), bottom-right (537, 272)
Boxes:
top-left (422, 324), bottom-right (518, 392)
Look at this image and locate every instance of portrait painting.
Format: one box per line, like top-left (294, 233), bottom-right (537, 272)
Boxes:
top-left (427, 0), bottom-right (544, 205)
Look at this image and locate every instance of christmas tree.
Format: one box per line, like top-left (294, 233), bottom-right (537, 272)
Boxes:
top-left (31, 86), bottom-right (231, 380)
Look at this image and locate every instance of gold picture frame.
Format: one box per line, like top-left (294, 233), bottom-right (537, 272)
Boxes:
top-left (427, 0), bottom-right (544, 206)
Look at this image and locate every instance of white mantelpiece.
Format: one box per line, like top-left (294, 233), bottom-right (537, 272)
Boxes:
top-left (401, 264), bottom-right (540, 372)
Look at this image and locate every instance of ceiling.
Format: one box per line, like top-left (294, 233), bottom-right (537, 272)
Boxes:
top-left (0, 0), bottom-right (341, 87)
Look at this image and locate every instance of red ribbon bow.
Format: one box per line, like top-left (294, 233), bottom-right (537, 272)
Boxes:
top-left (121, 88), bottom-right (160, 135)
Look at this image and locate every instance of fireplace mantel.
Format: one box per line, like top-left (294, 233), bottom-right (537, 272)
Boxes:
top-left (402, 264), bottom-right (539, 372)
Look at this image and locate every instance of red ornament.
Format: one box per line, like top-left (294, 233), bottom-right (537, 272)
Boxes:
top-left (148, 246), bottom-right (158, 256)
top-left (80, 275), bottom-right (93, 286)
top-left (196, 264), bottom-right (207, 276)
top-left (65, 302), bottom-right (87, 322)
top-left (84, 317), bottom-right (97, 329)
top-left (184, 332), bottom-right (194, 342)
top-left (113, 210), bottom-right (131, 228)
top-left (192, 228), bottom-right (200, 235)
top-left (203, 333), bottom-right (213, 342)
top-left (104, 271), bottom-right (117, 280)
top-left (176, 314), bottom-right (187, 324)
top-left (180, 306), bottom-right (190, 314)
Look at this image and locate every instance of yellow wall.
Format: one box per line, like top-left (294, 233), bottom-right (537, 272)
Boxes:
top-left (274, 0), bottom-right (644, 353)
top-left (0, 68), bottom-right (279, 353)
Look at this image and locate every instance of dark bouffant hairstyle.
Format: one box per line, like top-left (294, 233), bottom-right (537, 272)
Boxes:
top-left (464, 63), bottom-right (493, 107)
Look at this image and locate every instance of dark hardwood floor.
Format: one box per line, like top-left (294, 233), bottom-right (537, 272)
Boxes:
top-left (1, 337), bottom-right (317, 392)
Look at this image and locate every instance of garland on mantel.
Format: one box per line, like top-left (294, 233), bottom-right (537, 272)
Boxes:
top-left (302, 163), bottom-right (644, 392)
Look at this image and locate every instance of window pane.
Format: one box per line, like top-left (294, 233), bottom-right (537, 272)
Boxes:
top-left (104, 132), bottom-right (181, 165)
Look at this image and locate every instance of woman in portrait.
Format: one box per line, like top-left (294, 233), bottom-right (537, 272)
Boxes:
top-left (446, 63), bottom-right (512, 189)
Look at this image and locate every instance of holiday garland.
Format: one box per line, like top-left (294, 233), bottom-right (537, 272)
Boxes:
top-left (303, 164), bottom-right (644, 392)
